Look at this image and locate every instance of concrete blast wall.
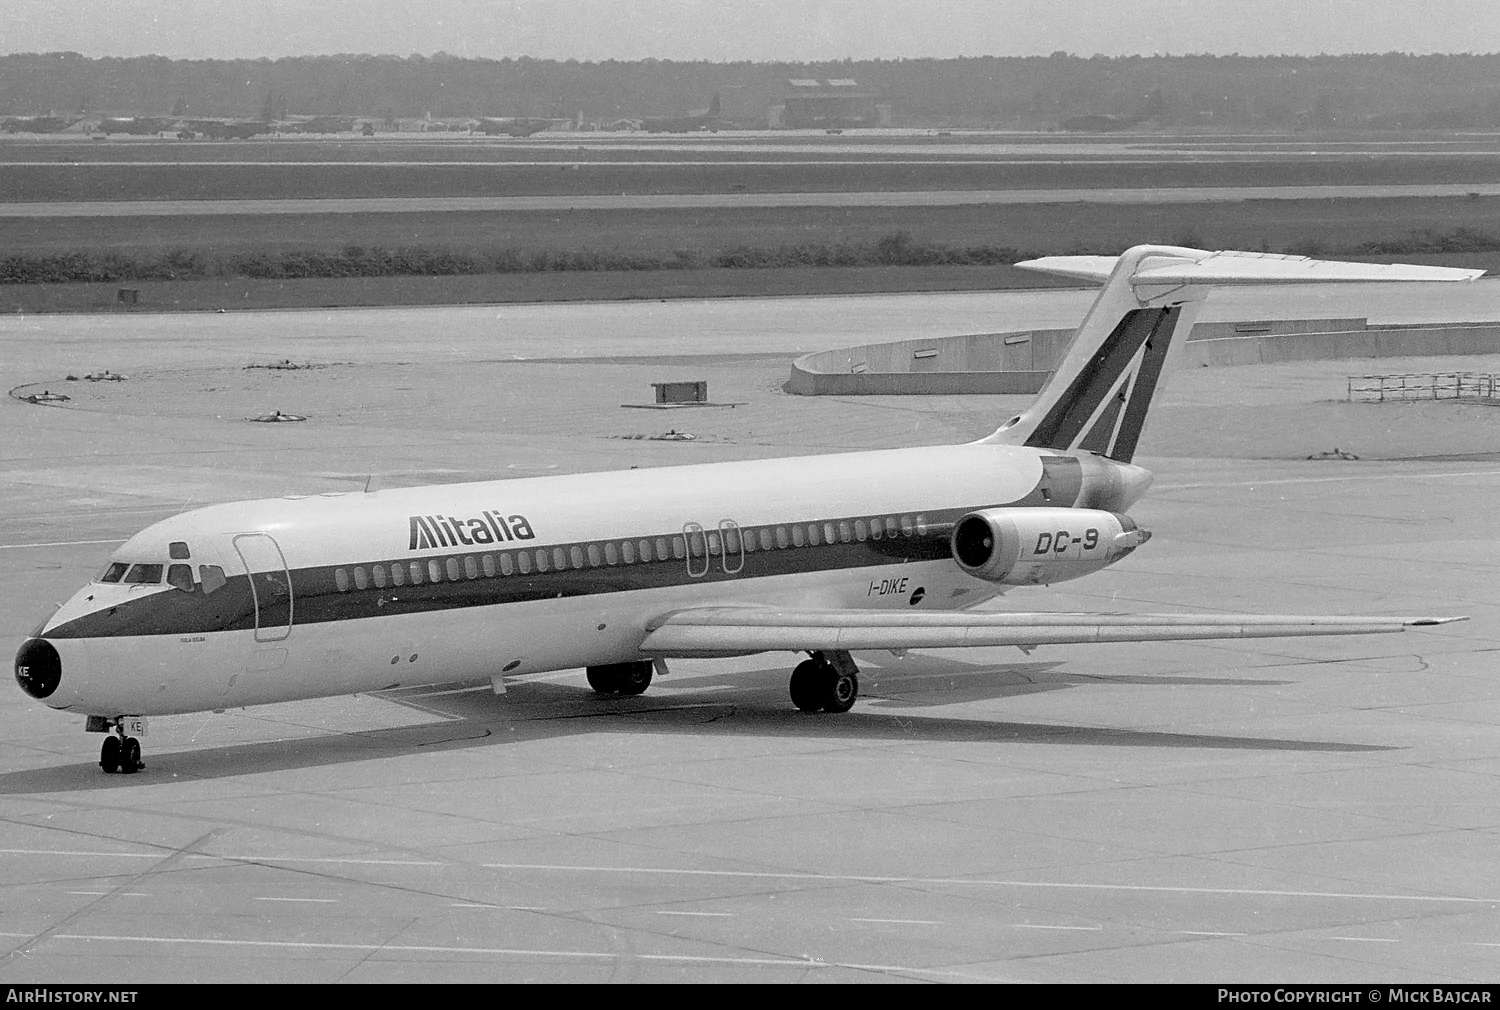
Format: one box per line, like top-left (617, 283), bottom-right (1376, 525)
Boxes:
top-left (789, 317), bottom-right (1500, 396)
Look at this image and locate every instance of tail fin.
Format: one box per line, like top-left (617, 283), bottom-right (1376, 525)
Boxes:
top-left (981, 245), bottom-right (1484, 462)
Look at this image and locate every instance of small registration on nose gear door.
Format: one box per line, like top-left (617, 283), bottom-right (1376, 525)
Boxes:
top-left (233, 533), bottom-right (293, 643)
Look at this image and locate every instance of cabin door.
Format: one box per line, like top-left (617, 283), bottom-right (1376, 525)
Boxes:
top-left (233, 533), bottom-right (294, 643)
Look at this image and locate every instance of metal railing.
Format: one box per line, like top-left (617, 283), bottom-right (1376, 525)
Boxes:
top-left (1347, 372), bottom-right (1500, 402)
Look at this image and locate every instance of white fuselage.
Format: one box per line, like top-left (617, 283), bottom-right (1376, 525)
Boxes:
top-left (26, 443), bottom-right (1151, 718)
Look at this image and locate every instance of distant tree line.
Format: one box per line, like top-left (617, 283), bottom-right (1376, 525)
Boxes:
top-left (2, 51), bottom-right (1500, 128)
top-left (4, 229), bottom-right (1496, 285)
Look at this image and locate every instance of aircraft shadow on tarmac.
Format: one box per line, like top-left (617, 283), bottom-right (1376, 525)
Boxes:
top-left (0, 661), bottom-right (1380, 795)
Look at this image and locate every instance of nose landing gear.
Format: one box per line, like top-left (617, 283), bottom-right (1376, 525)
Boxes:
top-left (91, 717), bottom-right (145, 774)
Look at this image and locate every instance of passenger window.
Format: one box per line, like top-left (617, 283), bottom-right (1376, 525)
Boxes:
top-left (169, 541), bottom-right (190, 559)
top-left (638, 540), bottom-right (653, 562)
top-left (167, 564), bottom-right (194, 592)
top-left (762, 529), bottom-right (776, 550)
top-left (464, 556), bottom-right (479, 579)
top-left (915, 514), bottom-right (929, 535)
top-left (604, 542), bottom-right (618, 565)
top-left (409, 561), bottom-right (424, 585)
top-left (516, 552), bottom-right (531, 574)
top-left (790, 526), bottom-right (804, 547)
top-left (621, 540), bottom-right (636, 564)
top-left (855, 520), bottom-right (868, 541)
top-left (741, 530), bottom-right (755, 553)
top-left (353, 567), bottom-right (368, 590)
top-left (446, 557), bottom-right (461, 581)
top-left (535, 550), bottom-right (548, 573)
top-left (826, 522), bottom-right (838, 543)
top-left (887, 516), bottom-right (899, 536)
top-left (672, 536), bottom-right (685, 560)
top-left (900, 515), bottom-right (914, 536)
top-left (807, 524), bottom-right (821, 546)
top-left (199, 565), bottom-right (226, 595)
top-left (482, 554), bottom-right (496, 577)
top-left (335, 569), bottom-right (350, 592)
top-left (869, 517), bottom-right (884, 539)
top-left (655, 538), bottom-right (670, 561)
top-left (554, 547), bottom-right (568, 570)
top-left (124, 564), bottom-right (163, 584)
top-left (390, 562), bottom-right (405, 586)
top-left (587, 544), bottom-right (601, 567)
top-left (724, 528), bottom-right (740, 552)
top-left (100, 561), bottom-right (128, 583)
top-left (706, 532), bottom-right (721, 554)
top-left (429, 560), bottom-right (443, 583)
top-left (570, 546), bottom-right (584, 569)
top-left (373, 565), bottom-right (388, 588)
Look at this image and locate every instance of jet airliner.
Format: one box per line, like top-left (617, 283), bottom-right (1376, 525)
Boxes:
top-left (13, 246), bottom-right (1479, 773)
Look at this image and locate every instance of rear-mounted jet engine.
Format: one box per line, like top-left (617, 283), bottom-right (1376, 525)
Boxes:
top-left (951, 507), bottom-right (1150, 585)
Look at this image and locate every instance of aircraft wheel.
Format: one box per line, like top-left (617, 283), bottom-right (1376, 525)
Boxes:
top-left (616, 662), bottom-right (653, 696)
top-left (120, 737), bottom-right (142, 774)
top-left (823, 670), bottom-right (858, 713)
top-left (585, 665), bottom-right (619, 694)
top-left (100, 735), bottom-right (120, 773)
top-left (789, 660), bottom-right (825, 712)
top-left (586, 662), bottom-right (653, 696)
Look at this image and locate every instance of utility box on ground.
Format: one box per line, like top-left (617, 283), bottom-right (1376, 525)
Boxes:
top-left (652, 381), bottom-right (708, 404)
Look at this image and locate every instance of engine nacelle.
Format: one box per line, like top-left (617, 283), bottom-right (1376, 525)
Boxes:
top-left (951, 507), bottom-right (1149, 586)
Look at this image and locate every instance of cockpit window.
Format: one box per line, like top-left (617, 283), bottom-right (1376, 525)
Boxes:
top-left (166, 564), bottom-right (194, 592)
top-left (99, 562), bottom-right (129, 583)
top-left (199, 565), bottom-right (226, 595)
top-left (122, 564), bottom-right (163, 584)
top-left (169, 541), bottom-right (190, 560)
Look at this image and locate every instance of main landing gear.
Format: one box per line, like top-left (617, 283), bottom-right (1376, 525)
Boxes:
top-left (97, 721), bottom-right (144, 774)
top-left (586, 660), bottom-right (654, 697)
top-left (789, 651), bottom-right (859, 713)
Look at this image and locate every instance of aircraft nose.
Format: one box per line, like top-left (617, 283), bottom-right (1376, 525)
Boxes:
top-left (15, 638), bottom-right (61, 699)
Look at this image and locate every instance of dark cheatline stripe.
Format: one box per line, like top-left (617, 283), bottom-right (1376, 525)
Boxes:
top-left (1105, 306), bottom-right (1180, 464)
top-left (45, 491), bottom-right (1077, 640)
top-left (1024, 308), bottom-right (1167, 452)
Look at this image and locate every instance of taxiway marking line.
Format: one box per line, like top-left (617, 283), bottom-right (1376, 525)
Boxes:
top-left (1016, 924), bottom-right (1102, 931)
top-left (850, 918), bottom-right (942, 925)
top-left (19, 850), bottom-right (1493, 906)
top-left (474, 862), bottom-right (1498, 905)
top-left (0, 849), bottom-right (444, 866)
top-left (0, 931), bottom-right (927, 974)
top-left (1157, 469), bottom-right (1500, 492)
top-left (657, 911), bottom-right (735, 918)
top-left (253, 897), bottom-right (338, 903)
top-left (1173, 931), bottom-right (1247, 937)
top-left (1330, 936), bottom-right (1401, 943)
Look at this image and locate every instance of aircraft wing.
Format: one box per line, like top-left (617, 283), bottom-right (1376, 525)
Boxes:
top-left (638, 607), bottom-right (1464, 657)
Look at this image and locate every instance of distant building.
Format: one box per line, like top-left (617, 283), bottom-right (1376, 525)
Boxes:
top-left (771, 79), bottom-right (890, 129)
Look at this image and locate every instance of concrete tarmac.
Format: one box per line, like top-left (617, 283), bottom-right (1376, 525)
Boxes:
top-left (1, 290), bottom-right (1497, 982)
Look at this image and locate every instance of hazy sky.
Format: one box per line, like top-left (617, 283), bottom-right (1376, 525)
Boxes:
top-left (7, 0), bottom-right (1500, 60)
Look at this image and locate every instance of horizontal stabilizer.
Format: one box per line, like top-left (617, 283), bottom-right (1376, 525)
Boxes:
top-left (639, 607), bottom-right (1465, 657)
top-left (1016, 249), bottom-right (1486, 285)
top-left (983, 245), bottom-right (1485, 462)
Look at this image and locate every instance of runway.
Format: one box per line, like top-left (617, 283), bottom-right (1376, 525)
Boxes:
top-left (2, 290), bottom-right (1498, 982)
top-left (8, 183), bottom-right (1500, 217)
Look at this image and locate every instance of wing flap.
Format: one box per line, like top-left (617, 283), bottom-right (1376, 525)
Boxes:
top-left (638, 607), bottom-right (1463, 657)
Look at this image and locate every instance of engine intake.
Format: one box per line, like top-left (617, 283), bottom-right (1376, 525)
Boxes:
top-left (951, 507), bottom-right (1149, 585)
